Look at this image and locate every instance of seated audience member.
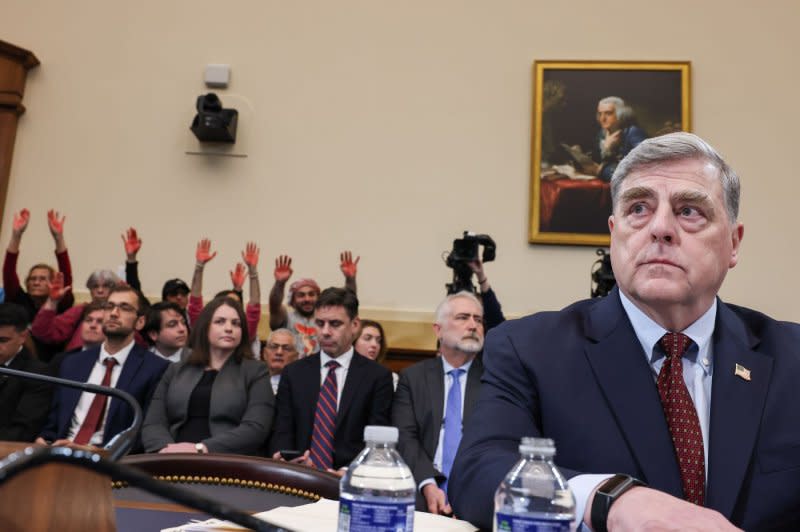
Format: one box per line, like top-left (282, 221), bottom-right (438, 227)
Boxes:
top-left (270, 287), bottom-right (393, 473)
top-left (354, 319), bottom-right (397, 389)
top-left (31, 269), bottom-right (121, 354)
top-left (449, 133), bottom-right (800, 531)
top-left (188, 239), bottom-right (261, 346)
top-left (260, 328), bottom-right (299, 395)
top-left (268, 251), bottom-right (359, 357)
top-left (0, 302), bottom-right (53, 442)
top-left (48, 301), bottom-right (106, 373)
top-left (36, 285), bottom-right (168, 449)
top-left (392, 292), bottom-right (484, 514)
top-left (143, 302), bottom-right (189, 363)
top-left (3, 209), bottom-right (74, 321)
top-left (162, 278), bottom-right (190, 312)
top-left (142, 297), bottom-right (273, 455)
top-left (468, 257), bottom-right (505, 333)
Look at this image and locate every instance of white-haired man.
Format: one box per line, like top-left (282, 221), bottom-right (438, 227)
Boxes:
top-left (393, 291), bottom-right (484, 515)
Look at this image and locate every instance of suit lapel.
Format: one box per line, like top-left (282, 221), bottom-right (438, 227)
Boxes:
top-left (705, 302), bottom-right (772, 518)
top-left (107, 347), bottom-right (143, 425)
top-left (337, 353), bottom-right (364, 424)
top-left (583, 290), bottom-right (683, 496)
top-left (463, 356), bottom-right (483, 421)
top-left (426, 357), bottom-right (445, 452)
top-left (62, 350), bottom-right (99, 431)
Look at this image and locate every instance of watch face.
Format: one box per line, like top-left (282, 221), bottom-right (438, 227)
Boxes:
top-left (600, 474), bottom-right (631, 495)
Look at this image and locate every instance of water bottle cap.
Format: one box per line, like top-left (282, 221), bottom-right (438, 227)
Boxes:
top-left (363, 425), bottom-right (399, 443)
top-left (519, 437), bottom-right (556, 455)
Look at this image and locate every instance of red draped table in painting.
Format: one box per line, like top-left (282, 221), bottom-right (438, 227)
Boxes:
top-left (539, 176), bottom-right (612, 234)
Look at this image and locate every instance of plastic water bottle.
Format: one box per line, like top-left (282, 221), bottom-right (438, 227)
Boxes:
top-left (338, 425), bottom-right (416, 532)
top-left (494, 437), bottom-right (576, 532)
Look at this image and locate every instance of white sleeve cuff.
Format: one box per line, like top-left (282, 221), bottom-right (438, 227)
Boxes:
top-left (567, 473), bottom-right (614, 531)
top-left (418, 477), bottom-right (436, 493)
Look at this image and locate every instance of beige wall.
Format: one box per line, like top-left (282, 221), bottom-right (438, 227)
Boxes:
top-left (2, 1), bottom-right (800, 346)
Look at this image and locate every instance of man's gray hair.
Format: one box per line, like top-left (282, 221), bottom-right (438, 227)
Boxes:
top-left (86, 269), bottom-right (121, 289)
top-left (434, 291), bottom-right (483, 325)
top-left (267, 328), bottom-right (298, 348)
top-left (610, 132), bottom-right (741, 222)
top-left (599, 96), bottom-right (635, 125)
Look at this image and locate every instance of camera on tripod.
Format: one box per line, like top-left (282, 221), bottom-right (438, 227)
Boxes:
top-left (445, 231), bottom-right (496, 294)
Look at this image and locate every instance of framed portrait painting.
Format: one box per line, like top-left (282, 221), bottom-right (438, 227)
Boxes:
top-left (528, 61), bottom-right (691, 245)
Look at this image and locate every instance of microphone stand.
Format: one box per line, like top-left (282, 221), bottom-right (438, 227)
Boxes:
top-left (0, 366), bottom-right (288, 531)
top-left (0, 446), bottom-right (282, 531)
top-left (0, 366), bottom-right (139, 460)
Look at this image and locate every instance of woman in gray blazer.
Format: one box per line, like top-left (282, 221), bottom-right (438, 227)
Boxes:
top-left (142, 296), bottom-right (274, 455)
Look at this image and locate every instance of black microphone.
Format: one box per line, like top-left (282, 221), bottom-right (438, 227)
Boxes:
top-left (0, 366), bottom-right (141, 461)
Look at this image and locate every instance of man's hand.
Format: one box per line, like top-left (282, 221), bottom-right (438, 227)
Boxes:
top-left (49, 271), bottom-right (71, 302)
top-left (605, 486), bottom-right (740, 532)
top-left (121, 227), bottom-right (142, 261)
top-left (271, 449), bottom-right (313, 466)
top-left (12, 209), bottom-right (30, 237)
top-left (230, 263), bottom-right (246, 291)
top-left (242, 241), bottom-right (259, 272)
top-left (195, 238), bottom-right (217, 265)
top-left (602, 129), bottom-right (622, 153)
top-left (160, 442), bottom-right (202, 454)
top-left (581, 161), bottom-right (602, 176)
top-left (339, 251), bottom-right (359, 279)
top-left (274, 255), bottom-right (293, 283)
top-left (47, 209), bottom-right (66, 238)
top-left (422, 483), bottom-right (452, 515)
top-left (326, 468), bottom-right (346, 478)
top-left (34, 437), bottom-right (49, 445)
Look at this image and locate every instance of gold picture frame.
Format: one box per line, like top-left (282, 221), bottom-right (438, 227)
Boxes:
top-left (529, 60), bottom-right (691, 246)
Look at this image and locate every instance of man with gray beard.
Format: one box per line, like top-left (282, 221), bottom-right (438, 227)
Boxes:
top-left (391, 291), bottom-right (484, 515)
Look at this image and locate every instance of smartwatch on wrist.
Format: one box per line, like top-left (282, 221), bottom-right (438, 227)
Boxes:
top-left (590, 474), bottom-right (646, 532)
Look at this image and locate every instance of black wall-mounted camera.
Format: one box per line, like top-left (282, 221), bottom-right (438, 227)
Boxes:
top-left (190, 93), bottom-right (238, 143)
top-left (445, 231), bottom-right (497, 295)
top-left (591, 248), bottom-right (616, 298)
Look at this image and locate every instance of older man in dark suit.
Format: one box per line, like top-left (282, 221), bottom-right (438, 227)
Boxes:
top-left (270, 287), bottom-right (393, 472)
top-left (451, 133), bottom-right (800, 531)
top-left (392, 291), bottom-right (484, 514)
top-left (0, 302), bottom-right (52, 441)
top-left (36, 285), bottom-right (168, 449)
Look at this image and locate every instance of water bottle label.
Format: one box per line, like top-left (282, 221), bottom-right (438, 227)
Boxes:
top-left (495, 512), bottom-right (572, 532)
top-left (338, 499), bottom-right (414, 532)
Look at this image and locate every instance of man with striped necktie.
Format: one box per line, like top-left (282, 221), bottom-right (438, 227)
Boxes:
top-left (270, 287), bottom-right (393, 472)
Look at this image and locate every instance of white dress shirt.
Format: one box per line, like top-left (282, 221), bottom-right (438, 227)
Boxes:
top-left (67, 341), bottom-right (135, 445)
top-left (569, 291), bottom-right (716, 529)
top-left (270, 374), bottom-right (281, 396)
top-left (319, 348), bottom-right (354, 407)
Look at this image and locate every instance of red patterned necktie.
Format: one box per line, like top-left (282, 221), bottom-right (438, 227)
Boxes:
top-left (310, 360), bottom-right (340, 470)
top-left (657, 332), bottom-right (705, 505)
top-left (73, 357), bottom-right (118, 445)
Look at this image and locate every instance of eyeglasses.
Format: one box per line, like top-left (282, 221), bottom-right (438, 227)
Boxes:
top-left (102, 302), bottom-right (138, 314)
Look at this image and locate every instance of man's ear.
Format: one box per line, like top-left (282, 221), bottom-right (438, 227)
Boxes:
top-left (135, 314), bottom-right (146, 332)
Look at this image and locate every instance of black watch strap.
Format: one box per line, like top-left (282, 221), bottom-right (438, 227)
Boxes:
top-left (590, 474), bottom-right (646, 532)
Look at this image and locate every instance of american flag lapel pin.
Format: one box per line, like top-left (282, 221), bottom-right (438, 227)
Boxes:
top-left (735, 363), bottom-right (752, 381)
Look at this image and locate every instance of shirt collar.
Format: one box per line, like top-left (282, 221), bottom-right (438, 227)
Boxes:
top-left (320, 347), bottom-right (354, 370)
top-left (441, 355), bottom-right (473, 376)
top-left (618, 290), bottom-right (717, 368)
top-left (100, 340), bottom-right (135, 368)
top-left (3, 346), bottom-right (23, 367)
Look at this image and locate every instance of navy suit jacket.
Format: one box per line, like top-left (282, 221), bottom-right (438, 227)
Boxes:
top-left (269, 351), bottom-right (393, 469)
top-left (450, 288), bottom-right (800, 531)
top-left (40, 344), bottom-right (169, 448)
